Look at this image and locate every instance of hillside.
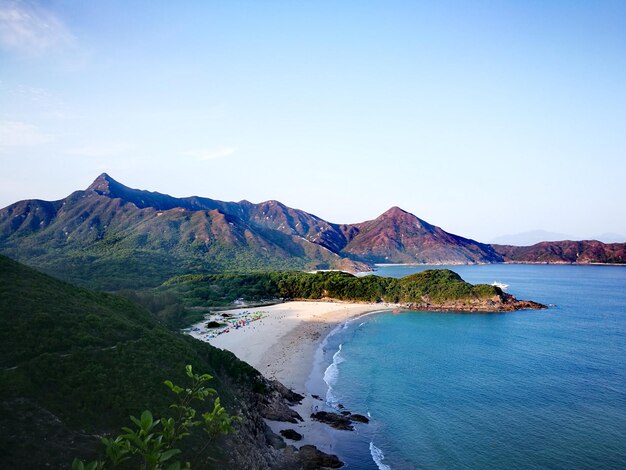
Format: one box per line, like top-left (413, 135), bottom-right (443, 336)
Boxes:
top-left (0, 255), bottom-right (334, 469)
top-left (493, 240), bottom-right (626, 264)
top-left (340, 207), bottom-right (502, 264)
top-left (163, 269), bottom-right (545, 314)
top-left (0, 174), bottom-right (504, 290)
top-left (0, 174), bottom-right (367, 290)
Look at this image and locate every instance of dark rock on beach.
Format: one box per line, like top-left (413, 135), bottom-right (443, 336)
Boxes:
top-left (296, 445), bottom-right (343, 469)
top-left (311, 411), bottom-right (354, 431)
top-left (279, 429), bottom-right (303, 441)
top-left (280, 445), bottom-right (344, 470)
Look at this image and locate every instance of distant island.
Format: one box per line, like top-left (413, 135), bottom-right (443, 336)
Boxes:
top-left (0, 173), bottom-right (623, 291)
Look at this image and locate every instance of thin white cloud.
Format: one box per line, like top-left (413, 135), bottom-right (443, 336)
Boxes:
top-left (0, 120), bottom-right (52, 147)
top-left (0, 0), bottom-right (74, 55)
top-left (184, 146), bottom-right (236, 161)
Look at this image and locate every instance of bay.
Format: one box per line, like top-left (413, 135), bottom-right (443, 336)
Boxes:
top-left (321, 264), bottom-right (626, 469)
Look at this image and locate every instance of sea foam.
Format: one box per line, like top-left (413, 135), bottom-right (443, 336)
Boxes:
top-left (323, 343), bottom-right (344, 405)
top-left (370, 441), bottom-right (391, 470)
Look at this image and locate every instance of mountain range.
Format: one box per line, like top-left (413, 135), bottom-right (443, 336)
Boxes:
top-left (0, 173), bottom-right (623, 290)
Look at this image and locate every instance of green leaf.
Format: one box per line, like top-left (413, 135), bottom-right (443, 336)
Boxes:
top-left (140, 410), bottom-right (154, 431)
top-left (71, 459), bottom-right (85, 470)
top-left (159, 448), bottom-right (182, 462)
top-left (166, 462), bottom-right (182, 470)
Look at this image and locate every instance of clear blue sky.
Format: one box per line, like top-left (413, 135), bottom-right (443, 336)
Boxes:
top-left (1, 0), bottom-right (625, 242)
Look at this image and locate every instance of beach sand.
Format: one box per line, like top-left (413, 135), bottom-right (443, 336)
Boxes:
top-left (188, 301), bottom-right (390, 453)
top-left (189, 301), bottom-right (384, 390)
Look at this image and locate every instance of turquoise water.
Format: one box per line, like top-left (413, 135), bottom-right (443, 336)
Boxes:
top-left (320, 265), bottom-right (626, 469)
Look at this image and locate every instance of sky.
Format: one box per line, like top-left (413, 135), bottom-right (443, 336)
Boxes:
top-left (1, 0), bottom-right (625, 243)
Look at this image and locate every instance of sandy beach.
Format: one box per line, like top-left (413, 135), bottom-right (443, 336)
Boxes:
top-left (187, 301), bottom-right (391, 453)
top-left (188, 301), bottom-right (385, 391)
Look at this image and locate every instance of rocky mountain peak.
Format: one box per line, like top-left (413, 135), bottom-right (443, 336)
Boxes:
top-left (374, 206), bottom-right (427, 229)
top-left (381, 206), bottom-right (409, 217)
top-left (86, 173), bottom-right (123, 195)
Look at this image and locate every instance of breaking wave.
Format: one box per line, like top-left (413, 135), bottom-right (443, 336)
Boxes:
top-left (370, 441), bottom-right (391, 470)
top-left (323, 343), bottom-right (344, 405)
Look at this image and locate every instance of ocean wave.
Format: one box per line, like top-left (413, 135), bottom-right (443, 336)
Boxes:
top-left (370, 441), bottom-right (391, 470)
top-left (323, 343), bottom-right (344, 405)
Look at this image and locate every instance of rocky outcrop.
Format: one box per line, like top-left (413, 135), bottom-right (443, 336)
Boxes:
top-left (349, 413), bottom-right (370, 423)
top-left (259, 383), bottom-right (304, 424)
top-left (270, 380), bottom-right (304, 405)
top-left (279, 445), bottom-right (343, 470)
top-left (403, 292), bottom-right (546, 313)
top-left (279, 429), bottom-right (303, 441)
top-left (310, 409), bottom-right (371, 431)
top-left (311, 411), bottom-right (354, 431)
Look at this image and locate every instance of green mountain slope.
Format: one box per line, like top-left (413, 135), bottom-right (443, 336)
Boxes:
top-left (0, 174), bottom-right (366, 290)
top-left (0, 255), bottom-right (311, 469)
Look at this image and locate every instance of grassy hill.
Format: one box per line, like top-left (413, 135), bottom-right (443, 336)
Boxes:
top-left (0, 255), bottom-right (297, 469)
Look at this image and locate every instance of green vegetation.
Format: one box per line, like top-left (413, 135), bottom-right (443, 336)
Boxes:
top-left (0, 243), bottom-right (316, 291)
top-left (162, 269), bottom-right (501, 316)
top-left (73, 365), bottom-right (238, 470)
top-left (0, 255), bottom-right (266, 468)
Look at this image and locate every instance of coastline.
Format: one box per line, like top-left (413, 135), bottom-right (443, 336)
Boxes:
top-left (188, 301), bottom-right (386, 392)
top-left (187, 301), bottom-right (389, 456)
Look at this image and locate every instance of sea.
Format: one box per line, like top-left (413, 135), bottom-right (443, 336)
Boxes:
top-left (312, 264), bottom-right (626, 469)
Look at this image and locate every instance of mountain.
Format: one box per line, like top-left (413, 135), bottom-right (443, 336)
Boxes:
top-left (0, 174), bottom-right (366, 289)
top-left (340, 207), bottom-right (502, 264)
top-left (493, 240), bottom-right (626, 264)
top-left (0, 254), bottom-right (338, 469)
top-left (0, 174), bottom-right (501, 289)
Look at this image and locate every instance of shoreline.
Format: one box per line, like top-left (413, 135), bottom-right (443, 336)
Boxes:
top-left (187, 301), bottom-right (390, 457)
top-left (188, 301), bottom-right (387, 391)
top-left (186, 297), bottom-right (546, 464)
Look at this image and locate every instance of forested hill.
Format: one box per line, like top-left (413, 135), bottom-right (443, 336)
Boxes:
top-left (162, 270), bottom-right (545, 315)
top-left (0, 255), bottom-right (331, 469)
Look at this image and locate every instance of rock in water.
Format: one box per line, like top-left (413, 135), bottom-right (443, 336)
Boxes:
top-left (350, 413), bottom-right (370, 423)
